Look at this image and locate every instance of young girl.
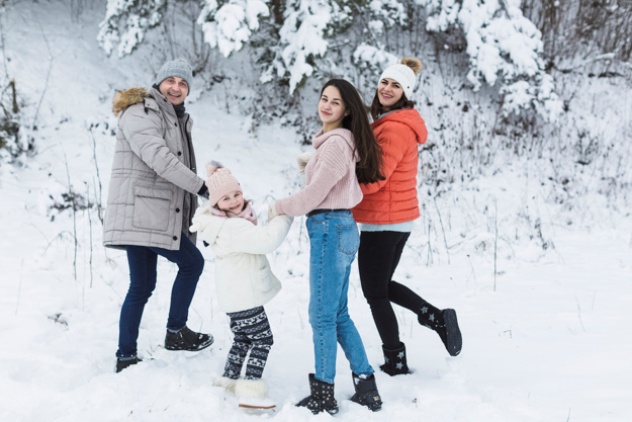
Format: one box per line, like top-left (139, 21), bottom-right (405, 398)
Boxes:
top-left (272, 79), bottom-right (384, 415)
top-left (353, 57), bottom-right (462, 375)
top-left (190, 167), bottom-right (292, 409)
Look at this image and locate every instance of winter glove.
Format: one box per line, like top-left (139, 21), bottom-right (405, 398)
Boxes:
top-left (296, 151), bottom-right (314, 175)
top-left (190, 209), bottom-right (214, 246)
top-left (190, 205), bottom-right (211, 234)
top-left (197, 183), bottom-right (209, 199)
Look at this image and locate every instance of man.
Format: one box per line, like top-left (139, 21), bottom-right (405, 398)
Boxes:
top-left (104, 58), bottom-right (213, 373)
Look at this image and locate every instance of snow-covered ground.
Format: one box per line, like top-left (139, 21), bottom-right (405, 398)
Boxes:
top-left (1, 2), bottom-right (631, 421)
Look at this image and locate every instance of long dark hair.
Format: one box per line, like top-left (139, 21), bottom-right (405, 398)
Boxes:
top-left (369, 91), bottom-right (415, 121)
top-left (320, 79), bottom-right (384, 184)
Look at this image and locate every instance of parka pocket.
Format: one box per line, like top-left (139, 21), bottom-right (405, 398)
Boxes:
top-left (132, 186), bottom-right (172, 231)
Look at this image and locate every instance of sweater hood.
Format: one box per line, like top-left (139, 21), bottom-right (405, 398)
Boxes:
top-left (373, 108), bottom-right (427, 145)
top-left (312, 128), bottom-right (359, 161)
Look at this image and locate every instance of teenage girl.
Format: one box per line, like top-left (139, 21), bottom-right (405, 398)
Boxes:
top-left (273, 79), bottom-right (384, 415)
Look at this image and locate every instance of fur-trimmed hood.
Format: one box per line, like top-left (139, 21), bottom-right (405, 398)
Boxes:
top-left (112, 87), bottom-right (149, 117)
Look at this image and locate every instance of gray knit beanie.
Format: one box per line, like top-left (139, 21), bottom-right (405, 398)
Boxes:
top-left (156, 58), bottom-right (193, 89)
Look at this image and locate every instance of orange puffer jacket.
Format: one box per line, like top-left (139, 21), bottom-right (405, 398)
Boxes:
top-left (352, 108), bottom-right (428, 224)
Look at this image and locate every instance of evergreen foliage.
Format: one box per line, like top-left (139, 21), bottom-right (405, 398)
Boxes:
top-left (96, 0), bottom-right (568, 121)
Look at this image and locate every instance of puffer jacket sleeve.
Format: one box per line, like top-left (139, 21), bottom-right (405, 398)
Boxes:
top-left (361, 122), bottom-right (412, 195)
top-left (120, 106), bottom-right (202, 194)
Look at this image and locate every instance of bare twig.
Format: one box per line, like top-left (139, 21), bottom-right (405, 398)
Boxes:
top-left (493, 198), bottom-right (499, 292)
top-left (433, 196), bottom-right (450, 264)
top-left (575, 295), bottom-right (586, 333)
top-left (32, 22), bottom-right (55, 130)
top-left (466, 254), bottom-right (478, 285)
top-left (89, 128), bottom-right (104, 223)
top-left (63, 151), bottom-right (78, 281)
top-left (425, 220), bottom-right (434, 266)
top-left (86, 182), bottom-right (94, 289)
top-left (15, 258), bottom-right (24, 314)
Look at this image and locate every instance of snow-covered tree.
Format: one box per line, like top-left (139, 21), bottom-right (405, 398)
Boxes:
top-left (98, 0), bottom-right (166, 58)
top-left (422, 0), bottom-right (562, 119)
top-left (260, 0), bottom-right (355, 93)
top-left (96, 0), bottom-right (563, 120)
top-left (197, 0), bottom-right (269, 58)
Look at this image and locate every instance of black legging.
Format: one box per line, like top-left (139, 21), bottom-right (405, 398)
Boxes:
top-left (358, 231), bottom-right (431, 349)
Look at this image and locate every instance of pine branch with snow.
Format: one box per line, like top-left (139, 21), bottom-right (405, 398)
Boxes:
top-left (197, 0), bottom-right (270, 58)
top-left (97, 0), bottom-right (166, 58)
top-left (424, 0), bottom-right (563, 119)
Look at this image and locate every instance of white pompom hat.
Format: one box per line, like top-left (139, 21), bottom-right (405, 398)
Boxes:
top-left (379, 63), bottom-right (417, 99)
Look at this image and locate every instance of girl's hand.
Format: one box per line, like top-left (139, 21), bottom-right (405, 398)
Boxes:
top-left (268, 202), bottom-right (280, 220)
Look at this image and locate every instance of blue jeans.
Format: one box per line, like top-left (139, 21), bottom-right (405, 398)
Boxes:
top-left (306, 210), bottom-right (374, 384)
top-left (116, 233), bottom-right (204, 358)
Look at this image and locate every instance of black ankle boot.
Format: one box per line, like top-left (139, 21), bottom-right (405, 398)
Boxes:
top-left (165, 326), bottom-right (214, 352)
top-left (350, 373), bottom-right (382, 411)
top-left (380, 342), bottom-right (410, 376)
top-left (296, 373), bottom-right (339, 415)
top-left (419, 307), bottom-right (462, 356)
top-left (116, 355), bottom-right (142, 373)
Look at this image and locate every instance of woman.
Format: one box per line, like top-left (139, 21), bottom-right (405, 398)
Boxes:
top-left (353, 57), bottom-right (462, 376)
top-left (273, 79), bottom-right (384, 415)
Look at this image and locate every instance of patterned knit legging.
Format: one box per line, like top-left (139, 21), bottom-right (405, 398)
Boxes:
top-left (223, 306), bottom-right (274, 380)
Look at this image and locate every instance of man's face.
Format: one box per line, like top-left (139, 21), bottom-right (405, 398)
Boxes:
top-left (158, 76), bottom-right (189, 105)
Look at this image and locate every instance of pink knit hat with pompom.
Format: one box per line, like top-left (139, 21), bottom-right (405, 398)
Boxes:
top-left (206, 168), bottom-right (242, 206)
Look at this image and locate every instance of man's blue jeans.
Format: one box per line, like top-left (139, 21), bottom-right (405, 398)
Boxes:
top-left (306, 210), bottom-right (374, 384)
top-left (116, 233), bottom-right (204, 358)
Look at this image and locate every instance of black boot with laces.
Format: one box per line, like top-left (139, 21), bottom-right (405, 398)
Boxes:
top-left (165, 326), bottom-right (214, 351)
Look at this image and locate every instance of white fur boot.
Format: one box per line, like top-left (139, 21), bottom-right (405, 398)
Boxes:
top-left (235, 378), bottom-right (276, 409)
top-left (214, 376), bottom-right (237, 393)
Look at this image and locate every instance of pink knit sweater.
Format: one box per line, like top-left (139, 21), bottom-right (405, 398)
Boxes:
top-left (275, 128), bottom-right (362, 217)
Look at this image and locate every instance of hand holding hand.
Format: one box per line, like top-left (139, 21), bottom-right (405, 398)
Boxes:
top-left (296, 151), bottom-right (314, 175)
top-left (197, 183), bottom-right (209, 199)
top-left (268, 202), bottom-right (280, 220)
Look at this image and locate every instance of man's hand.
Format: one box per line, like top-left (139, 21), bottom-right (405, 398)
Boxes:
top-left (197, 183), bottom-right (209, 199)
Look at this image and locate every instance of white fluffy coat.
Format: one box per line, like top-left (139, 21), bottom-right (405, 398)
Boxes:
top-left (190, 203), bottom-right (292, 313)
